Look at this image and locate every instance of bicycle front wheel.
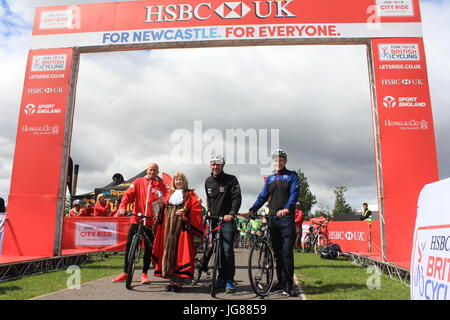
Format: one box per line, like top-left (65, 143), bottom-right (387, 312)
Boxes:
top-left (314, 235), bottom-right (328, 255)
top-left (210, 239), bottom-right (221, 297)
top-left (126, 234), bottom-right (142, 290)
top-left (248, 239), bottom-right (275, 296)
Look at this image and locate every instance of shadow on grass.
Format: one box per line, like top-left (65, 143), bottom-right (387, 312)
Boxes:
top-left (0, 286), bottom-right (22, 295)
top-left (301, 282), bottom-right (367, 295)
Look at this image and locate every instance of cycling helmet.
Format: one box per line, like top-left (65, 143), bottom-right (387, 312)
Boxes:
top-left (271, 149), bottom-right (287, 159)
top-left (73, 199), bottom-right (82, 206)
top-left (209, 153), bottom-right (225, 164)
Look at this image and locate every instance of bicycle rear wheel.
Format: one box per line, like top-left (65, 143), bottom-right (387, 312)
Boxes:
top-left (193, 238), bottom-right (212, 285)
top-left (126, 234), bottom-right (142, 290)
top-left (248, 239), bottom-right (274, 296)
top-left (302, 235), bottom-right (312, 253)
top-left (314, 235), bottom-right (328, 254)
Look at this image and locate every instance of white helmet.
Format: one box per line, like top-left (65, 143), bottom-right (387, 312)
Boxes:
top-left (271, 149), bottom-right (287, 159)
top-left (73, 199), bottom-right (82, 206)
top-left (209, 153), bottom-right (225, 164)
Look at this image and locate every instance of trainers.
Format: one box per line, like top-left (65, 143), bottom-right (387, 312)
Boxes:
top-left (141, 273), bottom-right (151, 284)
top-left (270, 283), bottom-right (283, 292)
top-left (225, 281), bottom-right (235, 294)
top-left (281, 290), bottom-right (290, 297)
top-left (112, 273), bottom-right (127, 282)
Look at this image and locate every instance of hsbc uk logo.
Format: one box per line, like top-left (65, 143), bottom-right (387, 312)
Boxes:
top-left (381, 79), bottom-right (424, 86)
top-left (144, 1), bottom-right (296, 23)
top-left (27, 87), bottom-right (64, 95)
top-left (328, 231), bottom-right (365, 241)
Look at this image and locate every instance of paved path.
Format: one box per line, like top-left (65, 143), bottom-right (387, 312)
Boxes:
top-left (34, 248), bottom-right (304, 301)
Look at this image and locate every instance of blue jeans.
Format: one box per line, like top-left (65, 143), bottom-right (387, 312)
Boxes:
top-left (217, 221), bottom-right (236, 282)
top-left (269, 215), bottom-right (296, 289)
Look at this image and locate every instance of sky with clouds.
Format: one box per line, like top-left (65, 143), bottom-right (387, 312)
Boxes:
top-left (0, 0), bottom-right (449, 213)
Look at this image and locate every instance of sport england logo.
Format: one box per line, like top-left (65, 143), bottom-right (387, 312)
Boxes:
top-left (144, 1), bottom-right (296, 23)
top-left (379, 44), bottom-right (420, 61)
top-left (382, 96), bottom-right (427, 108)
top-left (31, 55), bottom-right (67, 72)
top-left (383, 96), bottom-right (396, 108)
top-left (24, 104), bottom-right (36, 115)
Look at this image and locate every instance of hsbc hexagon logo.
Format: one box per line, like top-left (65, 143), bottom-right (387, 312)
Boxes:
top-left (215, 2), bottom-right (251, 19)
top-left (345, 232), bottom-right (354, 241)
top-left (24, 104), bottom-right (36, 115)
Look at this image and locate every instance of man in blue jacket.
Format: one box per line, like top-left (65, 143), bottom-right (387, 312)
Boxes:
top-left (246, 149), bottom-right (300, 297)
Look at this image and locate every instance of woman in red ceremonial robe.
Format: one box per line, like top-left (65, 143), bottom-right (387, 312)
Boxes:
top-left (152, 172), bottom-right (203, 292)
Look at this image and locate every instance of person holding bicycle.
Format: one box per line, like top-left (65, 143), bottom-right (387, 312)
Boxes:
top-left (152, 172), bottom-right (203, 292)
top-left (205, 153), bottom-right (242, 294)
top-left (112, 162), bottom-right (168, 284)
top-left (245, 149), bottom-right (300, 297)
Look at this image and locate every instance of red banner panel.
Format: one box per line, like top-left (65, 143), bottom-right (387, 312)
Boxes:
top-left (371, 37), bottom-right (439, 264)
top-left (3, 48), bottom-right (75, 256)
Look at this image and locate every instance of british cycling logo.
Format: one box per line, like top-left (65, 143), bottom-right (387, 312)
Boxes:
top-left (31, 55), bottom-right (67, 72)
top-left (379, 44), bottom-right (420, 61)
top-left (413, 230), bottom-right (450, 300)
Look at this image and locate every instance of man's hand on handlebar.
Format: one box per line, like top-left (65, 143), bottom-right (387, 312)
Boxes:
top-left (223, 215), bottom-right (234, 222)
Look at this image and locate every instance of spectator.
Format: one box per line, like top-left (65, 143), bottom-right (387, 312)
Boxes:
top-left (294, 202), bottom-right (304, 249)
top-left (79, 201), bottom-right (94, 216)
top-left (111, 197), bottom-right (123, 217)
top-left (360, 202), bottom-right (372, 221)
top-left (69, 200), bottom-right (83, 217)
top-left (0, 197), bottom-right (5, 213)
top-left (94, 193), bottom-right (111, 217)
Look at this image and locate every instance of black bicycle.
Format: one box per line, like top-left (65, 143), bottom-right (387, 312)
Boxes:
top-left (125, 213), bottom-right (154, 290)
top-left (248, 213), bottom-right (275, 297)
top-left (193, 216), bottom-right (224, 297)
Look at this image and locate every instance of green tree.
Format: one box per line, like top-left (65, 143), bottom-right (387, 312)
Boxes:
top-left (296, 169), bottom-right (317, 217)
top-left (332, 186), bottom-right (354, 216)
top-left (313, 202), bottom-right (331, 218)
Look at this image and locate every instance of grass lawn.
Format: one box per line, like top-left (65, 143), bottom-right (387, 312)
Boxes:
top-left (0, 253), bottom-right (126, 300)
top-left (294, 252), bottom-right (410, 300)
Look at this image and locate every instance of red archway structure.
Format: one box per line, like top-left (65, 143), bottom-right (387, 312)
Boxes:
top-left (3, 0), bottom-right (439, 268)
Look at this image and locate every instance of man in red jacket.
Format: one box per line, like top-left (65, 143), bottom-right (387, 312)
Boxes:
top-left (294, 202), bottom-right (304, 249)
top-left (112, 162), bottom-right (168, 285)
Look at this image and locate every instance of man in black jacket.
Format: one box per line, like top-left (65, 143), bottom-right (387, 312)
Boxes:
top-left (205, 153), bottom-right (242, 293)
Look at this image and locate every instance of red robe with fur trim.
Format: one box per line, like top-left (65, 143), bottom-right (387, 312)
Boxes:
top-left (152, 189), bottom-right (204, 280)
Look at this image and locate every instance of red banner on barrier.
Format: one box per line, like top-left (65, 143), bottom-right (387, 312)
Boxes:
top-left (62, 217), bottom-right (131, 251)
top-left (327, 221), bottom-right (381, 255)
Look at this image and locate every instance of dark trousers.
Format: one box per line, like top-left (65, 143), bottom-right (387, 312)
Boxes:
top-left (216, 221), bottom-right (236, 281)
top-left (123, 223), bottom-right (154, 274)
top-left (269, 215), bottom-right (296, 290)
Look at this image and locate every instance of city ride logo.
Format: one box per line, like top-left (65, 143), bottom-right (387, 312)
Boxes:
top-left (144, 0), bottom-right (296, 23)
